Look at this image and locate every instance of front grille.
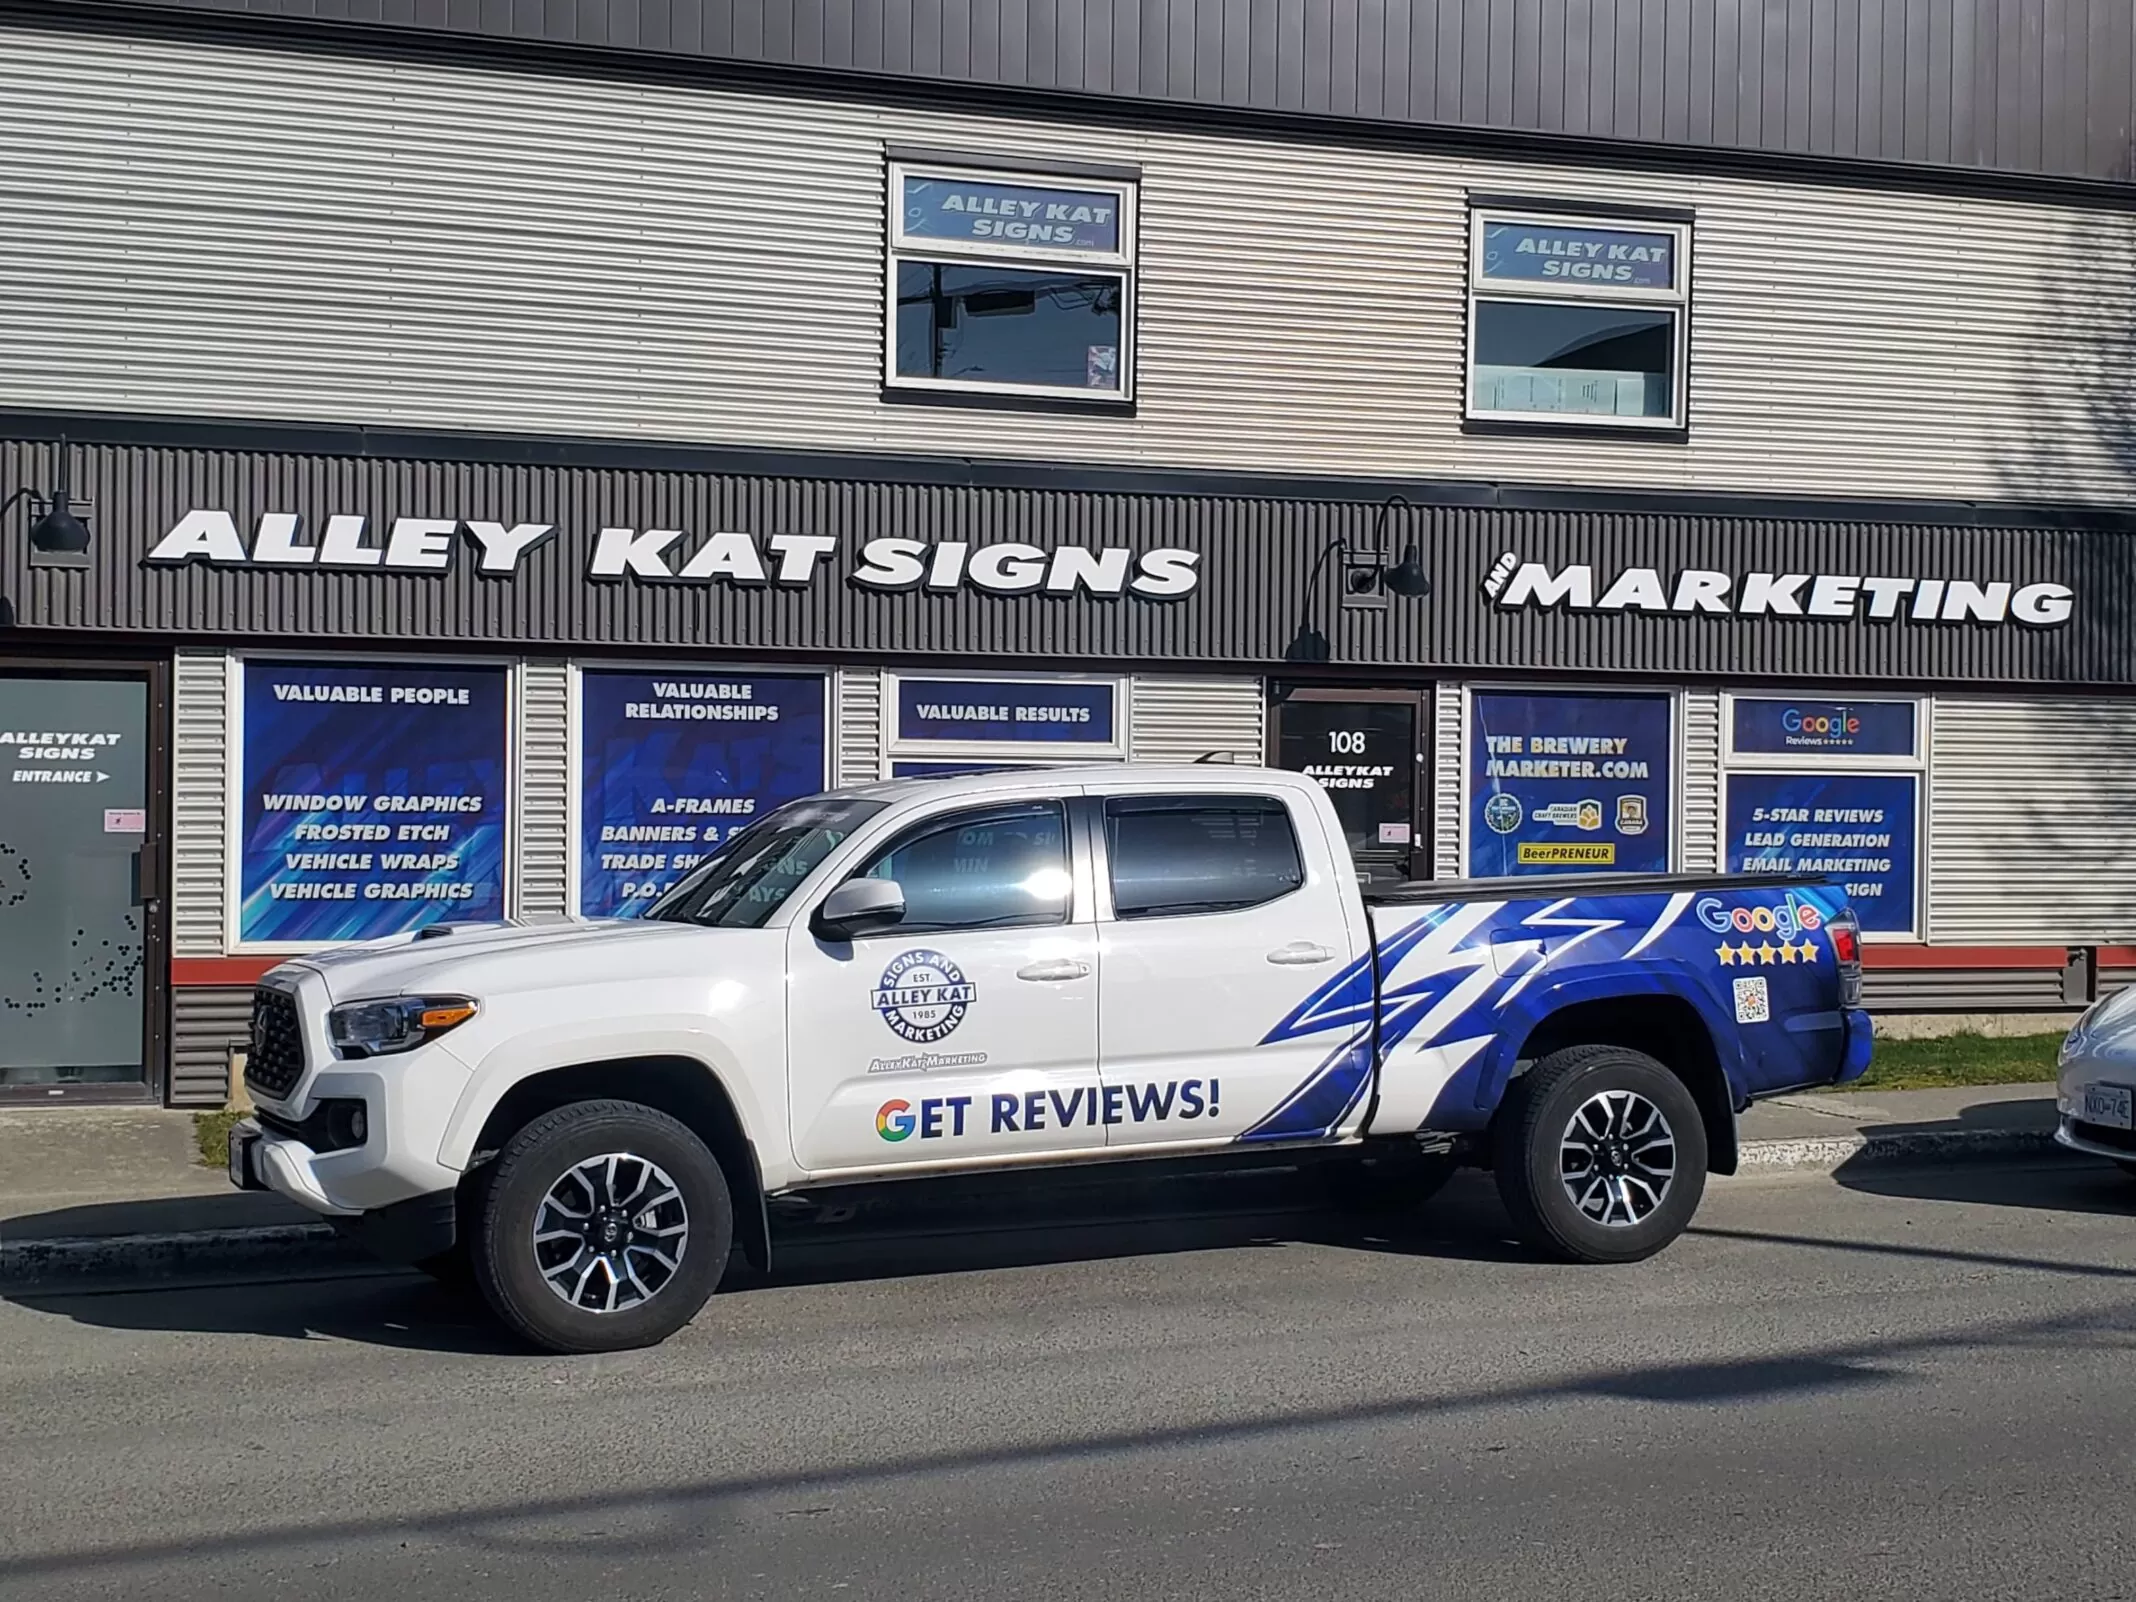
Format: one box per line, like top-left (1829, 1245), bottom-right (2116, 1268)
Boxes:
top-left (244, 987), bottom-right (307, 1099)
top-left (2073, 1119), bottom-right (2136, 1155)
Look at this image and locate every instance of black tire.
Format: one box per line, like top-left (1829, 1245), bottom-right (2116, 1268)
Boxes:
top-left (1493, 1044), bottom-right (1708, 1265)
top-left (471, 1099), bottom-right (734, 1354)
top-left (1321, 1148), bottom-right (1458, 1214)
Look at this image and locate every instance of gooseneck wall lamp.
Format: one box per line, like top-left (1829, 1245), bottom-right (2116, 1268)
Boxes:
top-left (2, 436), bottom-right (94, 573)
top-left (1283, 493), bottom-right (1432, 664)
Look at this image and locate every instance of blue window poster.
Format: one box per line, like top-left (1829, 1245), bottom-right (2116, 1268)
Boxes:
top-left (1731, 698), bottom-right (1917, 759)
top-left (895, 678), bottom-right (1117, 745)
top-left (1469, 691), bottom-right (1673, 877)
top-left (1479, 221), bottom-right (1677, 290)
top-left (578, 670), bottom-right (827, 916)
top-left (1726, 772), bottom-right (1920, 935)
top-left (900, 176), bottom-right (1122, 254)
top-left (238, 660), bottom-right (508, 945)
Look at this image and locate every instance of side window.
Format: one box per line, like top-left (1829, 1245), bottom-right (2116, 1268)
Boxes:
top-left (855, 801), bottom-right (1072, 934)
top-left (1104, 795), bottom-right (1305, 919)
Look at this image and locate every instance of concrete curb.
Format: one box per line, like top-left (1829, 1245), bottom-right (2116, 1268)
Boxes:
top-left (0, 1126), bottom-right (2068, 1289)
top-left (0, 1223), bottom-right (365, 1292)
top-left (1729, 1125), bottom-right (2061, 1175)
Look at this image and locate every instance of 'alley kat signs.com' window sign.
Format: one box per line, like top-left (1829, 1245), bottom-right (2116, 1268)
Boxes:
top-left (577, 671), bottom-right (828, 916)
top-left (1468, 690), bottom-right (1673, 877)
top-left (237, 661), bottom-right (508, 945)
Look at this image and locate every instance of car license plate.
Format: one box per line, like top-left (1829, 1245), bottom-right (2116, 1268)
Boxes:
top-left (2081, 1083), bottom-right (2135, 1130)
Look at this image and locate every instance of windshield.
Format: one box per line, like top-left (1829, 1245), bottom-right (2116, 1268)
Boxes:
top-left (639, 796), bottom-right (886, 929)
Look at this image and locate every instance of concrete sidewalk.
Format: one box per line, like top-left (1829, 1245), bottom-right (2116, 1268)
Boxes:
top-left (0, 1083), bottom-right (2073, 1288)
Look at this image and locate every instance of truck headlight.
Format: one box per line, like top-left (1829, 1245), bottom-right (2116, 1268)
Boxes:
top-left (328, 996), bottom-right (478, 1060)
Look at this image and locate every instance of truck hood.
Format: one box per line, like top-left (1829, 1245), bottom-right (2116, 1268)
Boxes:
top-left (279, 917), bottom-right (749, 1003)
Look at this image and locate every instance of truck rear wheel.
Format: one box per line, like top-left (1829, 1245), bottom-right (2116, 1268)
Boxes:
top-left (1493, 1044), bottom-right (1707, 1265)
top-left (471, 1099), bottom-right (734, 1354)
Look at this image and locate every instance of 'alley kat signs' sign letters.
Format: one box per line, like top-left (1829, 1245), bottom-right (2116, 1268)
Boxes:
top-left (146, 513), bottom-right (1202, 600)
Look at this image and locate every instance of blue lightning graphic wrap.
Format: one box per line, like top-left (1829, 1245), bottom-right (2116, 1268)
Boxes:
top-left (1242, 883), bottom-right (1857, 1143)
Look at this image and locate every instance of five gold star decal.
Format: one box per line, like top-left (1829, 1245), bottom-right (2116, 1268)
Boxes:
top-left (1714, 939), bottom-right (1818, 966)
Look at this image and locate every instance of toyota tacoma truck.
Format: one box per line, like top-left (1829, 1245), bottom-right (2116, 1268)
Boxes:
top-left (229, 765), bottom-right (1873, 1352)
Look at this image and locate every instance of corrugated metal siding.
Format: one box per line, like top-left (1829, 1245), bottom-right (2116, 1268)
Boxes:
top-left (835, 669), bottom-right (884, 785)
top-left (1433, 681), bottom-right (1464, 878)
top-left (4, 25), bottom-right (2134, 507)
top-left (7, 439), bottom-right (2132, 686)
top-left (1930, 696), bottom-right (2136, 944)
top-left (171, 984), bottom-right (249, 1106)
top-left (1863, 965), bottom-right (2073, 1013)
top-left (1680, 689), bottom-right (1721, 872)
top-left (170, 649), bottom-right (229, 956)
top-left (1125, 675), bottom-right (1263, 765)
top-left (514, 660), bottom-right (570, 918)
top-left (106, 0), bottom-right (2136, 189)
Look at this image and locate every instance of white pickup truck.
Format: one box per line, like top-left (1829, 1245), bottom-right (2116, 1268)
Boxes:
top-left (230, 764), bottom-right (1870, 1352)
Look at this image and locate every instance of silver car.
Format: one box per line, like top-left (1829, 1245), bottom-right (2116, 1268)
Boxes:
top-left (2057, 989), bottom-right (2136, 1180)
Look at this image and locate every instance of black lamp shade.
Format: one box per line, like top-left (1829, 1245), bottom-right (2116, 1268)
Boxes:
top-left (1382, 543), bottom-right (1431, 598)
top-left (28, 502), bottom-right (91, 569)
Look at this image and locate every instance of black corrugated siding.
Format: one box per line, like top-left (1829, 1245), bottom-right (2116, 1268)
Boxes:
top-left (63, 0), bottom-right (2136, 190)
top-left (6, 438), bottom-right (2134, 686)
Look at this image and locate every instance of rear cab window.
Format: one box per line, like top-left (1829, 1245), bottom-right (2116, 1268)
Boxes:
top-left (1102, 794), bottom-right (1305, 918)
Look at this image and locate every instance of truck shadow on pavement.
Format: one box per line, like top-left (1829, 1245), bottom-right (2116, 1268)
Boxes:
top-left (1, 1161), bottom-right (1535, 1355)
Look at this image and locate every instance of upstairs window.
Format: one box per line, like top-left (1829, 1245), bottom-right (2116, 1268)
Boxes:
top-left (1467, 209), bottom-right (1691, 431)
top-left (887, 157), bottom-right (1137, 402)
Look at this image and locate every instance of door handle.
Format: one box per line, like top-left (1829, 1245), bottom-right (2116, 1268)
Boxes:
top-left (1266, 942), bottom-right (1336, 966)
top-left (1017, 959), bottom-right (1091, 982)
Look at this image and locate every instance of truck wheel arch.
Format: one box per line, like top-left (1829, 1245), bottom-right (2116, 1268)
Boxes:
top-left (1499, 994), bottom-right (1742, 1177)
top-left (458, 1055), bottom-right (773, 1275)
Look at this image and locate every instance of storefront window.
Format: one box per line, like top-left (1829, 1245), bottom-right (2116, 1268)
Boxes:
top-left (883, 673), bottom-right (1126, 772)
top-left (1467, 689), bottom-right (1674, 877)
top-left (1722, 697), bottom-right (1925, 938)
top-left (887, 160), bottom-right (1136, 401)
top-left (576, 670), bottom-right (829, 917)
top-left (234, 659), bottom-right (510, 947)
top-left (1468, 212), bottom-right (1690, 429)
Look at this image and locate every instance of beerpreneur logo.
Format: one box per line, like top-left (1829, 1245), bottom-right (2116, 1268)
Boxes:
top-left (145, 513), bottom-right (1201, 599)
top-left (1480, 552), bottom-right (2074, 627)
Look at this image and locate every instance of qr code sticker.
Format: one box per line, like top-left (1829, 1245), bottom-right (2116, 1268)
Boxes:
top-left (1733, 975), bottom-right (1771, 1025)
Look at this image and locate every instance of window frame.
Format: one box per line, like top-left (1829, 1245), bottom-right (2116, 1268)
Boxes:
top-left (884, 157), bottom-right (1138, 404)
top-left (1719, 694), bottom-right (1931, 943)
top-left (1096, 792), bottom-right (1309, 923)
top-left (840, 798), bottom-right (1077, 938)
top-left (1464, 207), bottom-right (1693, 432)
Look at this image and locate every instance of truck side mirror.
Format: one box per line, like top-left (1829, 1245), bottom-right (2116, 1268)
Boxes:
top-left (813, 877), bottom-right (907, 941)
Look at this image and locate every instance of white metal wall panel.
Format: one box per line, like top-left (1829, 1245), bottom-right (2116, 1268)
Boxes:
top-left (835, 669), bottom-right (884, 787)
top-left (171, 649), bottom-right (229, 957)
top-left (1433, 682), bottom-right (1464, 879)
top-left (1126, 676), bottom-right (1264, 765)
top-left (3, 26), bottom-right (2132, 507)
top-left (1680, 690), bottom-right (1722, 872)
top-left (171, 985), bottom-right (249, 1106)
top-left (1930, 696), bottom-right (2136, 945)
top-left (513, 661), bottom-right (570, 919)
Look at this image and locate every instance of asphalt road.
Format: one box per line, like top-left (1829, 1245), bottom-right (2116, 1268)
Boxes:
top-left (3, 1157), bottom-right (2134, 1602)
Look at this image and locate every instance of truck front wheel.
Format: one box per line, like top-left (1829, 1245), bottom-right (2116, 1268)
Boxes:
top-left (471, 1099), bottom-right (735, 1354)
top-left (1493, 1045), bottom-right (1708, 1265)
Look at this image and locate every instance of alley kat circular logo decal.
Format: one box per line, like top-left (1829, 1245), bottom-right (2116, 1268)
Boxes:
top-left (871, 949), bottom-right (977, 1044)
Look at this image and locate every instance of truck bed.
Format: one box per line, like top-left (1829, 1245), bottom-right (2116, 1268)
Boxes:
top-left (1361, 870), bottom-right (1832, 905)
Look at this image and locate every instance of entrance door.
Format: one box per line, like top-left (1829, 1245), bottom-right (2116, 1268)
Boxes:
top-left (785, 795), bottom-right (1102, 1174)
top-left (1272, 690), bottom-right (1428, 881)
top-left (0, 669), bottom-right (158, 1095)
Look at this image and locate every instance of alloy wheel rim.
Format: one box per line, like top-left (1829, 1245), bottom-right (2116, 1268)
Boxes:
top-left (532, 1152), bottom-right (690, 1314)
top-left (1558, 1089), bottom-right (1676, 1227)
